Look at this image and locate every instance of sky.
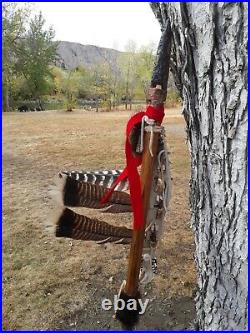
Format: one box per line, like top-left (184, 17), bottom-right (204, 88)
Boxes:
top-left (32, 2), bottom-right (161, 51)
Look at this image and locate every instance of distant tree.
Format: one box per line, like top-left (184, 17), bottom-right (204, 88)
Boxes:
top-left (2, 3), bottom-right (30, 111)
top-left (16, 12), bottom-right (57, 109)
top-left (118, 41), bottom-right (157, 109)
top-left (88, 62), bottom-right (119, 111)
top-left (60, 69), bottom-right (79, 111)
top-left (118, 40), bottom-right (138, 110)
top-left (88, 65), bottom-right (105, 111)
top-left (75, 66), bottom-right (90, 99)
top-left (50, 65), bottom-right (89, 110)
top-left (50, 66), bottom-right (64, 96)
top-left (135, 43), bottom-right (156, 98)
top-left (102, 62), bottom-right (122, 111)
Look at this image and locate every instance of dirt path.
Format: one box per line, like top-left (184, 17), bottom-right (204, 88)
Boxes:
top-left (3, 108), bottom-right (196, 330)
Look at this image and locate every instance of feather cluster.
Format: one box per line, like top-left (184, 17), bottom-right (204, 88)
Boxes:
top-left (48, 169), bottom-right (133, 244)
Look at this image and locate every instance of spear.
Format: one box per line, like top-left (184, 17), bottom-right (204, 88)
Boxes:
top-left (115, 20), bottom-right (172, 329)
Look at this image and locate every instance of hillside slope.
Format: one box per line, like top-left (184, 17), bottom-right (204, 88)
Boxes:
top-left (55, 41), bottom-right (121, 70)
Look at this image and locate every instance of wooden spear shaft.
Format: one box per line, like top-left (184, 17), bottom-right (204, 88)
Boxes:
top-left (124, 127), bottom-right (160, 297)
top-left (116, 22), bottom-right (172, 328)
top-left (122, 21), bottom-right (172, 297)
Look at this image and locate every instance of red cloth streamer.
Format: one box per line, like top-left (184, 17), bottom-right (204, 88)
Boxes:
top-left (101, 105), bottom-right (165, 230)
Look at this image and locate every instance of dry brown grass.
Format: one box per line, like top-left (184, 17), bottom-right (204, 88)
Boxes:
top-left (2, 107), bottom-right (196, 330)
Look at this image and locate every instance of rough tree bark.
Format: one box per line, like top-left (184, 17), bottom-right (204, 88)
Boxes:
top-left (151, 2), bottom-right (248, 330)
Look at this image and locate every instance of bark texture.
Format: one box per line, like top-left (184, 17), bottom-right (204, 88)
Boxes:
top-left (151, 2), bottom-right (248, 330)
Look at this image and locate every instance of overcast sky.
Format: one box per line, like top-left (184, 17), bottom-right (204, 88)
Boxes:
top-left (32, 2), bottom-right (161, 51)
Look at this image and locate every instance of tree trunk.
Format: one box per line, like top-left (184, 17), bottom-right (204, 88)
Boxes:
top-left (37, 98), bottom-right (43, 111)
top-left (108, 99), bottom-right (112, 111)
top-left (125, 99), bottom-right (128, 110)
top-left (125, 66), bottom-right (130, 111)
top-left (151, 2), bottom-right (248, 330)
top-left (3, 76), bottom-right (10, 112)
top-left (4, 85), bottom-right (10, 112)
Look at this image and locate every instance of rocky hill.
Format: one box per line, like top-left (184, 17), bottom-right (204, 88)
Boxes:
top-left (54, 41), bottom-right (176, 91)
top-left (55, 41), bottom-right (121, 70)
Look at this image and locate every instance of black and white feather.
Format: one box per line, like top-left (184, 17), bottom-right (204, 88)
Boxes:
top-left (49, 173), bottom-right (131, 212)
top-left (60, 169), bottom-right (129, 191)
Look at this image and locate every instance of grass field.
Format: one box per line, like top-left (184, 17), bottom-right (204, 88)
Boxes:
top-left (2, 108), bottom-right (196, 330)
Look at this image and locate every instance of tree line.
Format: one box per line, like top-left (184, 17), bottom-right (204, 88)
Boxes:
top-left (2, 3), bottom-right (180, 112)
top-left (2, 3), bottom-right (56, 112)
top-left (51, 40), bottom-right (157, 112)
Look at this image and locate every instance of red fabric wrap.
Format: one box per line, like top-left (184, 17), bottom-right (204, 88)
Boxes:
top-left (100, 105), bottom-right (165, 230)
